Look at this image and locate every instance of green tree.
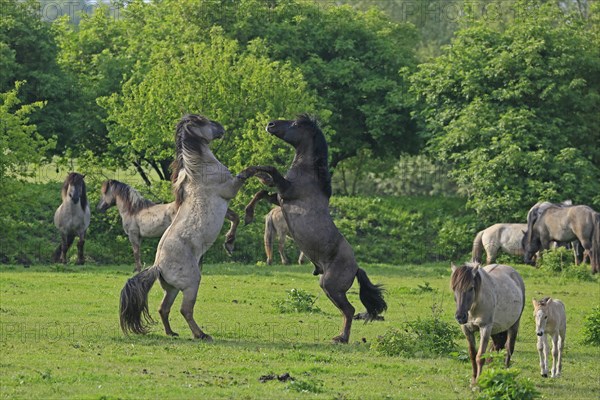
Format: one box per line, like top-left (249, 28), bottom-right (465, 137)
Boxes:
top-left (0, 81), bottom-right (55, 182)
top-left (99, 28), bottom-right (318, 185)
top-left (0, 0), bottom-right (76, 151)
top-left (411, 0), bottom-right (600, 221)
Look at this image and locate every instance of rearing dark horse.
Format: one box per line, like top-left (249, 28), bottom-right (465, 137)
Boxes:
top-left (245, 114), bottom-right (387, 343)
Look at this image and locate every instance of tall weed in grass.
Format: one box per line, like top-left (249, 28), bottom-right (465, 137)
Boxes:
top-left (273, 288), bottom-right (321, 314)
top-left (582, 306), bottom-right (600, 346)
top-left (476, 352), bottom-right (540, 400)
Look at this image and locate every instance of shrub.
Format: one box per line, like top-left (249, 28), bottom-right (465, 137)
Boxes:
top-left (477, 366), bottom-right (540, 400)
top-left (582, 306), bottom-right (600, 346)
top-left (371, 328), bottom-right (419, 357)
top-left (273, 289), bottom-right (321, 314)
top-left (538, 247), bottom-right (593, 281)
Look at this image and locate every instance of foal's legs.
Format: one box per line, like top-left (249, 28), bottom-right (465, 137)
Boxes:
top-left (537, 334), bottom-right (549, 377)
top-left (319, 272), bottom-right (355, 343)
top-left (551, 333), bottom-right (564, 377)
top-left (223, 208), bottom-right (239, 256)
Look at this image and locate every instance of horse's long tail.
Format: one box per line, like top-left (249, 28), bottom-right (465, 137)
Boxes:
top-left (356, 268), bottom-right (387, 321)
top-left (591, 212), bottom-right (600, 274)
top-left (471, 230), bottom-right (484, 263)
top-left (119, 266), bottom-right (161, 334)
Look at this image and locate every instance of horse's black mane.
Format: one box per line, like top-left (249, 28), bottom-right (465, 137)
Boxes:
top-left (450, 264), bottom-right (482, 294)
top-left (295, 114), bottom-right (332, 198)
top-left (171, 114), bottom-right (210, 206)
top-left (105, 180), bottom-right (155, 215)
top-left (62, 172), bottom-right (88, 211)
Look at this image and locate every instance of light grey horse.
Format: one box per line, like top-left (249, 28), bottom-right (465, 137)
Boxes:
top-left (53, 172), bottom-right (90, 264)
top-left (97, 180), bottom-right (241, 272)
top-left (264, 206), bottom-right (306, 265)
top-left (533, 297), bottom-right (566, 378)
top-left (471, 223), bottom-right (528, 265)
top-left (119, 114), bottom-right (256, 340)
top-left (451, 262), bottom-right (525, 385)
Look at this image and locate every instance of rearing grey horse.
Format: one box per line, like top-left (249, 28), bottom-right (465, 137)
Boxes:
top-left (119, 114), bottom-right (256, 340)
top-left (53, 172), bottom-right (90, 264)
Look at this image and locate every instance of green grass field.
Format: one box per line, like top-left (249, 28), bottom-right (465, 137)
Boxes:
top-left (1, 262), bottom-right (598, 399)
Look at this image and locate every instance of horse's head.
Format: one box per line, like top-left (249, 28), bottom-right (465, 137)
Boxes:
top-left (450, 263), bottom-right (481, 325)
top-left (63, 173), bottom-right (86, 206)
top-left (97, 180), bottom-right (117, 212)
top-left (522, 228), bottom-right (540, 265)
top-left (266, 114), bottom-right (321, 149)
top-left (532, 298), bottom-right (551, 336)
top-left (178, 114), bottom-right (225, 143)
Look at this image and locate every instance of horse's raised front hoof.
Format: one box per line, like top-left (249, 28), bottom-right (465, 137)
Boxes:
top-left (331, 335), bottom-right (348, 344)
top-left (541, 373), bottom-right (548, 378)
top-left (244, 212), bottom-right (255, 226)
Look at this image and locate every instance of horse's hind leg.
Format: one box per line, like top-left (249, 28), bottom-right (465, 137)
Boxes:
top-left (180, 282), bottom-right (212, 341)
top-left (320, 273), bottom-right (355, 343)
top-left (504, 320), bottom-right (520, 368)
top-left (158, 277), bottom-right (180, 337)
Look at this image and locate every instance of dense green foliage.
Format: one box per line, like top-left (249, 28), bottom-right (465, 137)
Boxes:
top-left (477, 366), bottom-right (540, 400)
top-left (582, 306), bottom-right (600, 346)
top-left (411, 0), bottom-right (600, 221)
top-left (0, 181), bottom-right (472, 266)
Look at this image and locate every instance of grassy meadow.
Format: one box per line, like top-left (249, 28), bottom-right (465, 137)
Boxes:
top-left (0, 262), bottom-right (598, 399)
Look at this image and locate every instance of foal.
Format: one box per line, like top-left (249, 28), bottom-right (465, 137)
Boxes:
top-left (533, 297), bottom-right (566, 378)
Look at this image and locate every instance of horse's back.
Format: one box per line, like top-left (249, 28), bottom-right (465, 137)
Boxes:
top-left (484, 264), bottom-right (525, 333)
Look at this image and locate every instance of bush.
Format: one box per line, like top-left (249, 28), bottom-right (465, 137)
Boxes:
top-left (538, 247), bottom-right (594, 281)
top-left (477, 366), bottom-right (539, 400)
top-left (372, 302), bottom-right (459, 357)
top-left (582, 306), bottom-right (600, 346)
top-left (273, 289), bottom-right (321, 314)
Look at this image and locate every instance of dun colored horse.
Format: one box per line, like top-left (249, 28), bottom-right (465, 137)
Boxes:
top-left (53, 172), bottom-right (90, 264)
top-left (119, 114), bottom-right (255, 340)
top-left (523, 204), bottom-right (600, 273)
top-left (471, 223), bottom-right (528, 265)
top-left (451, 262), bottom-right (525, 384)
top-left (264, 206), bottom-right (306, 265)
top-left (533, 297), bottom-right (566, 378)
top-left (98, 179), bottom-right (241, 272)
top-left (245, 114), bottom-right (387, 343)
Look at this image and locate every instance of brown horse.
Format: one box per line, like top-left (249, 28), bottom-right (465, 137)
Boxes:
top-left (244, 114), bottom-right (387, 343)
top-left (97, 179), bottom-right (241, 272)
top-left (53, 172), bottom-right (90, 264)
top-left (523, 204), bottom-right (600, 273)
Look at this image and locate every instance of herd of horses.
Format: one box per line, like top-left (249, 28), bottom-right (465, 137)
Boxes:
top-left (52, 113), bottom-right (596, 384)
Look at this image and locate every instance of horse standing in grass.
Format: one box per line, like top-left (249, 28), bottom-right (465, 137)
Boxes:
top-left (471, 223), bottom-right (528, 265)
top-left (119, 114), bottom-right (255, 340)
top-left (523, 204), bottom-right (600, 273)
top-left (97, 179), bottom-right (241, 272)
top-left (533, 297), bottom-right (566, 378)
top-left (264, 206), bottom-right (306, 265)
top-left (53, 172), bottom-right (90, 264)
top-left (244, 114), bottom-right (387, 343)
top-left (451, 262), bottom-right (525, 384)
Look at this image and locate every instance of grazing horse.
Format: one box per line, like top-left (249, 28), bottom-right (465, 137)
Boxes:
top-left (451, 262), bottom-right (525, 384)
top-left (97, 180), bottom-right (241, 272)
top-left (119, 114), bottom-right (255, 340)
top-left (471, 223), bottom-right (528, 265)
top-left (523, 204), bottom-right (600, 273)
top-left (532, 297), bottom-right (566, 378)
top-left (244, 114), bottom-right (387, 343)
top-left (53, 172), bottom-right (90, 264)
top-left (264, 206), bottom-right (306, 265)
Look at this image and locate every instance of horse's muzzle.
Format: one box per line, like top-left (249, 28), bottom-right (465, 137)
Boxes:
top-left (455, 313), bottom-right (468, 325)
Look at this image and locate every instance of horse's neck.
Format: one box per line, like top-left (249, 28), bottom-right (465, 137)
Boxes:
top-left (472, 270), bottom-right (496, 310)
top-left (114, 194), bottom-right (134, 216)
top-left (61, 197), bottom-right (83, 213)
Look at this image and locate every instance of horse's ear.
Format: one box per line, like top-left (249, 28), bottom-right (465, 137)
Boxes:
top-left (532, 298), bottom-right (539, 308)
top-left (451, 263), bottom-right (457, 272)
